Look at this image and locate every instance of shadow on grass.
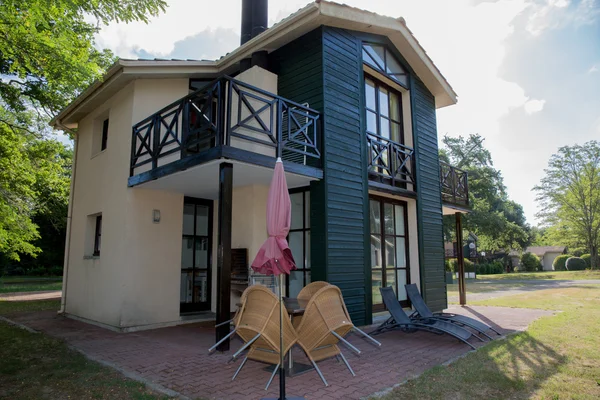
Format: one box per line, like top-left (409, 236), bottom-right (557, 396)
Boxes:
top-left (382, 329), bottom-right (566, 399)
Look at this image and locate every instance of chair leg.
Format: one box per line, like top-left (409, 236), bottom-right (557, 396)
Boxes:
top-left (215, 318), bottom-right (233, 328)
top-left (231, 356), bottom-right (248, 381)
top-left (265, 363), bottom-right (280, 390)
top-left (338, 350), bottom-right (355, 376)
top-left (332, 331), bottom-right (361, 355)
top-left (231, 333), bottom-right (261, 360)
top-left (353, 326), bottom-right (382, 347)
top-left (309, 359), bottom-right (328, 387)
top-left (209, 329), bottom-right (236, 353)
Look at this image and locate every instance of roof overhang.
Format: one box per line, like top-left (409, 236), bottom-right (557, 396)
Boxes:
top-left (52, 1), bottom-right (457, 128)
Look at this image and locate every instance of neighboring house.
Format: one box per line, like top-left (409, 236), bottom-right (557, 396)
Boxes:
top-left (51, 0), bottom-right (469, 332)
top-left (510, 246), bottom-right (567, 271)
top-left (444, 232), bottom-right (478, 259)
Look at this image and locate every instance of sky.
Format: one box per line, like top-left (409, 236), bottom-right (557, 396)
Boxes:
top-left (93, 0), bottom-right (600, 225)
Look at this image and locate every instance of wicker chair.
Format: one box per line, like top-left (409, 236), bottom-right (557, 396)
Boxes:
top-left (295, 285), bottom-right (359, 386)
top-left (209, 285), bottom-right (252, 353)
top-left (297, 281), bottom-right (330, 302)
top-left (230, 285), bottom-right (298, 390)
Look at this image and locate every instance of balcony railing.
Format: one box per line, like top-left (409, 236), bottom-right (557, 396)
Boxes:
top-left (440, 162), bottom-right (469, 207)
top-left (130, 76), bottom-right (321, 178)
top-left (366, 133), bottom-right (415, 190)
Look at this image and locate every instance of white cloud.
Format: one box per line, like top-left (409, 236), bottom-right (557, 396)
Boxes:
top-left (524, 99), bottom-right (546, 114)
top-left (526, 0), bottom-right (600, 36)
top-left (589, 65), bottom-right (599, 73)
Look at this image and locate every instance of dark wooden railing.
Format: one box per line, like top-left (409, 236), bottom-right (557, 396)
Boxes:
top-left (130, 76), bottom-right (321, 176)
top-left (440, 162), bottom-right (469, 207)
top-left (366, 132), bottom-right (415, 189)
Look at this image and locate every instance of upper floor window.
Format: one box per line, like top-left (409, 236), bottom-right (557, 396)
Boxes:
top-left (362, 43), bottom-right (408, 87)
top-left (101, 118), bottom-right (109, 151)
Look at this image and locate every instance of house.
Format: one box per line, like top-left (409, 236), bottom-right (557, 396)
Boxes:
top-left (51, 0), bottom-right (470, 336)
top-left (444, 232), bottom-right (478, 259)
top-left (510, 246), bottom-right (567, 271)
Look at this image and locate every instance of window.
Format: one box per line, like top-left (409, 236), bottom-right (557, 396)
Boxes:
top-left (93, 215), bottom-right (102, 256)
top-left (101, 119), bottom-right (109, 151)
top-left (370, 197), bottom-right (410, 309)
top-left (362, 43), bottom-right (408, 87)
top-left (365, 76), bottom-right (404, 144)
top-left (287, 189), bottom-right (310, 297)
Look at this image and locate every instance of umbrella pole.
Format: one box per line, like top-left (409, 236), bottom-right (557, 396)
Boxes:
top-left (278, 273), bottom-right (286, 400)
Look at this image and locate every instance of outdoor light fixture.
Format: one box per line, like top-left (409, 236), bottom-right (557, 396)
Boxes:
top-left (153, 209), bottom-right (161, 223)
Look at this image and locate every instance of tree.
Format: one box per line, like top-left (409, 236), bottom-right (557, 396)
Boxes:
top-left (535, 141), bottom-right (600, 269)
top-left (0, 0), bottom-right (167, 117)
top-left (441, 134), bottom-right (532, 253)
top-left (0, 0), bottom-right (166, 261)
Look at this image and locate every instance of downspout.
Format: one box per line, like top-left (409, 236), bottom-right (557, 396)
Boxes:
top-left (56, 120), bottom-right (78, 314)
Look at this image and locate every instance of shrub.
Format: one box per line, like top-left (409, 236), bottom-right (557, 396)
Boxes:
top-left (446, 258), bottom-right (474, 273)
top-left (520, 252), bottom-right (542, 272)
top-left (513, 265), bottom-right (522, 273)
top-left (566, 256), bottom-right (587, 271)
top-left (569, 247), bottom-right (587, 257)
top-left (553, 254), bottom-right (571, 271)
top-left (475, 261), bottom-right (504, 275)
top-left (581, 254), bottom-right (592, 268)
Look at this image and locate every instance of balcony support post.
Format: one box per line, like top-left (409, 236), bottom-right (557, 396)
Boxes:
top-left (216, 162), bottom-right (233, 351)
top-left (455, 212), bottom-right (466, 306)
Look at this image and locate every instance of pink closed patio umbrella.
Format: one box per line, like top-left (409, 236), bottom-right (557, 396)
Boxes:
top-left (251, 157), bottom-right (303, 400)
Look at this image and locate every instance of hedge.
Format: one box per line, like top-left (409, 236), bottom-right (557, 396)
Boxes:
top-left (581, 254), bottom-right (592, 268)
top-left (553, 254), bottom-right (571, 271)
top-left (566, 256), bottom-right (587, 271)
top-left (520, 252), bottom-right (542, 272)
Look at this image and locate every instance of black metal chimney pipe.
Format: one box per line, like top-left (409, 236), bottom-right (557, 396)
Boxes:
top-left (240, 0), bottom-right (268, 72)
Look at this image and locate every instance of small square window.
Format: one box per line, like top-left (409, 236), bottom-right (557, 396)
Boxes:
top-left (101, 119), bottom-right (109, 151)
top-left (93, 215), bottom-right (102, 256)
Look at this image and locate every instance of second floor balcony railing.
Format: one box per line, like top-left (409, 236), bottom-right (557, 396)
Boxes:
top-left (440, 162), bottom-right (469, 208)
top-left (130, 76), bottom-right (321, 178)
top-left (366, 132), bottom-right (416, 191)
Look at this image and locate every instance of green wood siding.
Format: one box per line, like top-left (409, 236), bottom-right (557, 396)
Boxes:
top-left (319, 27), bottom-right (369, 325)
top-left (410, 76), bottom-right (447, 312)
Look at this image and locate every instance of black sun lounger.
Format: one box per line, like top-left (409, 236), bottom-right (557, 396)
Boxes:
top-left (405, 284), bottom-right (501, 339)
top-left (371, 287), bottom-right (476, 349)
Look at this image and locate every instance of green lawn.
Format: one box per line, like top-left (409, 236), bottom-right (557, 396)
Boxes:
top-left (0, 299), bottom-right (173, 400)
top-left (0, 276), bottom-right (62, 294)
top-left (477, 270), bottom-right (600, 281)
top-left (447, 281), bottom-right (527, 297)
top-left (380, 285), bottom-right (600, 399)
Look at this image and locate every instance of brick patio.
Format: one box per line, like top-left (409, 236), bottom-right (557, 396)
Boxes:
top-left (8, 306), bottom-right (553, 400)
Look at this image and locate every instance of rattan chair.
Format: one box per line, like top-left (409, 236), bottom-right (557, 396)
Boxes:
top-left (295, 285), bottom-right (360, 386)
top-left (209, 286), bottom-right (252, 353)
top-left (297, 281), bottom-right (331, 302)
top-left (230, 285), bottom-right (298, 390)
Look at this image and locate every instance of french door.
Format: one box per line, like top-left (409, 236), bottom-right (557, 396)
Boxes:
top-left (180, 197), bottom-right (213, 313)
top-left (369, 196), bottom-right (410, 310)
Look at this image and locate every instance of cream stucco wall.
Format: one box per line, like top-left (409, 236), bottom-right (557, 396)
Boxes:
top-left (210, 184), bottom-right (270, 313)
top-left (64, 78), bottom-right (189, 329)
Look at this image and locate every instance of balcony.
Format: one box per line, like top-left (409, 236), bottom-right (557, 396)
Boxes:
top-left (440, 162), bottom-right (469, 209)
top-left (129, 76), bottom-right (322, 187)
top-left (366, 133), bottom-right (416, 193)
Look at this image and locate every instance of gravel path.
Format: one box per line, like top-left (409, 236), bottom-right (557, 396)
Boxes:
top-left (0, 290), bottom-right (62, 301)
top-left (448, 279), bottom-right (600, 303)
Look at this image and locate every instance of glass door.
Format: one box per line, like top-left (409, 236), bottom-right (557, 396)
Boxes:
top-left (370, 197), bottom-right (410, 310)
top-left (180, 197), bottom-right (212, 313)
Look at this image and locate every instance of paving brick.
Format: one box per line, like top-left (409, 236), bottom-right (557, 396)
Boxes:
top-left (7, 306), bottom-right (553, 400)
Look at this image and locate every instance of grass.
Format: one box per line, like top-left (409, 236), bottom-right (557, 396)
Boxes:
top-left (380, 285), bottom-right (600, 399)
top-left (0, 276), bottom-right (62, 294)
top-left (0, 299), bottom-right (173, 400)
top-left (447, 281), bottom-right (527, 297)
top-left (478, 270), bottom-right (600, 281)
